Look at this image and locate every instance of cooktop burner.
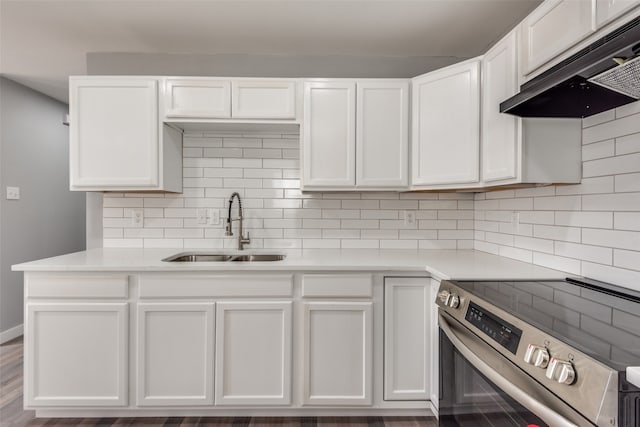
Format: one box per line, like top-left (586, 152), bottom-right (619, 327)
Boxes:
top-left (448, 277), bottom-right (640, 372)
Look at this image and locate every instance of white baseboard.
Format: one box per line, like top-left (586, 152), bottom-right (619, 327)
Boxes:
top-left (0, 324), bottom-right (23, 344)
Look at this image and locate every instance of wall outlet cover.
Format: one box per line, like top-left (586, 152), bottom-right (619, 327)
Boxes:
top-left (6, 186), bottom-right (20, 200)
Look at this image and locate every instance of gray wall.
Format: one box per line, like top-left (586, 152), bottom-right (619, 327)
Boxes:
top-left (87, 52), bottom-right (466, 78)
top-left (0, 77), bottom-right (86, 337)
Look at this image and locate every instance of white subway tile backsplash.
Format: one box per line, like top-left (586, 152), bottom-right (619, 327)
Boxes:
top-left (582, 140), bottom-right (614, 161)
top-left (616, 133), bottom-right (640, 155)
top-left (582, 229), bottom-right (640, 251)
top-left (582, 193), bottom-right (640, 211)
top-left (614, 212), bottom-right (640, 231)
top-left (555, 211), bottom-right (613, 228)
top-left (533, 224), bottom-right (581, 243)
top-left (613, 249), bottom-right (640, 272)
top-left (583, 112), bottom-right (640, 144)
top-left (100, 115), bottom-right (640, 288)
top-left (615, 173), bottom-right (640, 192)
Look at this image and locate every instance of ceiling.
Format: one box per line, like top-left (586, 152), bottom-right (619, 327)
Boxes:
top-left (0, 0), bottom-right (542, 103)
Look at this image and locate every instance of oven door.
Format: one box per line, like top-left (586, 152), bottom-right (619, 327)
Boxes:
top-left (438, 311), bottom-right (594, 427)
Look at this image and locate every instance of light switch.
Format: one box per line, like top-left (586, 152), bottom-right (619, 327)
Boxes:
top-left (6, 186), bottom-right (20, 200)
top-left (209, 209), bottom-right (221, 225)
top-left (131, 209), bottom-right (143, 227)
top-left (197, 209), bottom-right (208, 224)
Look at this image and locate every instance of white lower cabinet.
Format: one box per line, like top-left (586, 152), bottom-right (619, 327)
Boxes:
top-left (384, 278), bottom-right (430, 400)
top-left (215, 301), bottom-right (292, 405)
top-left (302, 301), bottom-right (373, 406)
top-left (25, 303), bottom-right (128, 407)
top-left (136, 303), bottom-right (215, 406)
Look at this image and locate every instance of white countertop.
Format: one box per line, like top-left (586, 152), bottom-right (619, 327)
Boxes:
top-left (12, 248), bottom-right (568, 281)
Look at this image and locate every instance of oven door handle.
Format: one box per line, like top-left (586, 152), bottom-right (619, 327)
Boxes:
top-left (439, 313), bottom-right (578, 427)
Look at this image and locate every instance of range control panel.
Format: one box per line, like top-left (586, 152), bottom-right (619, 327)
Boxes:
top-left (465, 301), bottom-right (522, 354)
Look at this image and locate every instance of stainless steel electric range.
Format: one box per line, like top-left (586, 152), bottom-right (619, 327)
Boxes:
top-left (436, 277), bottom-right (640, 427)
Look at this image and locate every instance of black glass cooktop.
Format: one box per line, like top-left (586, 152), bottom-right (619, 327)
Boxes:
top-left (450, 277), bottom-right (640, 372)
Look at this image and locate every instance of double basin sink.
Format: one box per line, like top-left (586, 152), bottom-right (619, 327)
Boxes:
top-left (163, 252), bottom-right (286, 263)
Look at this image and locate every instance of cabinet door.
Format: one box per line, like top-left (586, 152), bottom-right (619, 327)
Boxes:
top-left (356, 81), bottom-right (409, 188)
top-left (522, 0), bottom-right (595, 75)
top-left (215, 301), bottom-right (292, 405)
top-left (136, 303), bottom-right (214, 406)
top-left (302, 81), bottom-right (356, 188)
top-left (25, 303), bottom-right (128, 407)
top-left (384, 278), bottom-right (430, 400)
top-left (596, 0), bottom-right (640, 26)
top-left (164, 79), bottom-right (231, 118)
top-left (482, 31), bottom-right (521, 184)
top-left (411, 59), bottom-right (480, 186)
top-left (232, 80), bottom-right (296, 119)
top-left (303, 302), bottom-right (372, 405)
top-left (70, 77), bottom-right (159, 190)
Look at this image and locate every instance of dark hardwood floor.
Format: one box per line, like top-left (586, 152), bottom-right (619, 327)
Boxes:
top-left (0, 336), bottom-right (435, 426)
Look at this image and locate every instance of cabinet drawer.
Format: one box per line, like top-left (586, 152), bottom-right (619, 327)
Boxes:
top-left (25, 274), bottom-right (128, 299)
top-left (302, 274), bottom-right (372, 298)
top-left (139, 274), bottom-right (293, 298)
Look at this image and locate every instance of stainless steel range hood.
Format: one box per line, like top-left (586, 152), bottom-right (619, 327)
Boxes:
top-left (500, 16), bottom-right (640, 118)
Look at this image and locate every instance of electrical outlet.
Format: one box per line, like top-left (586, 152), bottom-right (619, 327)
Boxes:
top-left (6, 186), bottom-right (20, 200)
top-left (403, 210), bottom-right (416, 226)
top-left (208, 209), bottom-right (221, 225)
top-left (197, 209), bottom-right (208, 225)
top-left (131, 209), bottom-right (143, 227)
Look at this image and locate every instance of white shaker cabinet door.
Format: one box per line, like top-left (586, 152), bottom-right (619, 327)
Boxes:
top-left (521, 0), bottom-right (595, 76)
top-left (69, 77), bottom-right (160, 190)
top-left (302, 81), bottom-right (356, 188)
top-left (411, 59), bottom-right (481, 187)
top-left (164, 78), bottom-right (231, 119)
top-left (302, 302), bottom-right (373, 406)
top-left (136, 303), bottom-right (215, 406)
top-left (482, 30), bottom-right (521, 184)
top-left (215, 301), bottom-right (292, 405)
top-left (384, 278), bottom-right (430, 400)
top-left (596, 0), bottom-right (640, 26)
top-left (356, 81), bottom-right (409, 188)
top-left (25, 303), bottom-right (128, 407)
top-left (232, 80), bottom-right (297, 119)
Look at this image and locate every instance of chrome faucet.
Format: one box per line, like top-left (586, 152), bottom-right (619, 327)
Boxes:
top-left (225, 192), bottom-right (251, 250)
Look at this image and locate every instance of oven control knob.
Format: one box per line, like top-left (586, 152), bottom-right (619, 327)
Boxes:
top-left (437, 290), bottom-right (451, 305)
top-left (546, 358), bottom-right (576, 385)
top-left (437, 290), bottom-right (461, 309)
top-left (524, 344), bottom-right (550, 368)
top-left (447, 294), bottom-right (460, 309)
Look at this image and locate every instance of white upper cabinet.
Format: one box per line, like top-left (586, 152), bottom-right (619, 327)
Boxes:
top-left (163, 78), bottom-right (297, 121)
top-left (411, 59), bottom-right (481, 188)
top-left (482, 30), bottom-right (521, 184)
top-left (521, 0), bottom-right (596, 76)
top-left (596, 0), bottom-right (640, 26)
top-left (232, 80), bottom-right (297, 119)
top-left (356, 81), bottom-right (409, 188)
top-left (69, 76), bottom-right (182, 192)
top-left (302, 80), bottom-right (408, 191)
top-left (164, 79), bottom-right (231, 119)
top-left (302, 81), bottom-right (357, 188)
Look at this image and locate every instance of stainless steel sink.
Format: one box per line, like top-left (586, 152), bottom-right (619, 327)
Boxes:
top-left (229, 254), bottom-right (286, 262)
top-left (162, 253), bottom-right (233, 262)
top-left (162, 252), bottom-right (285, 263)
